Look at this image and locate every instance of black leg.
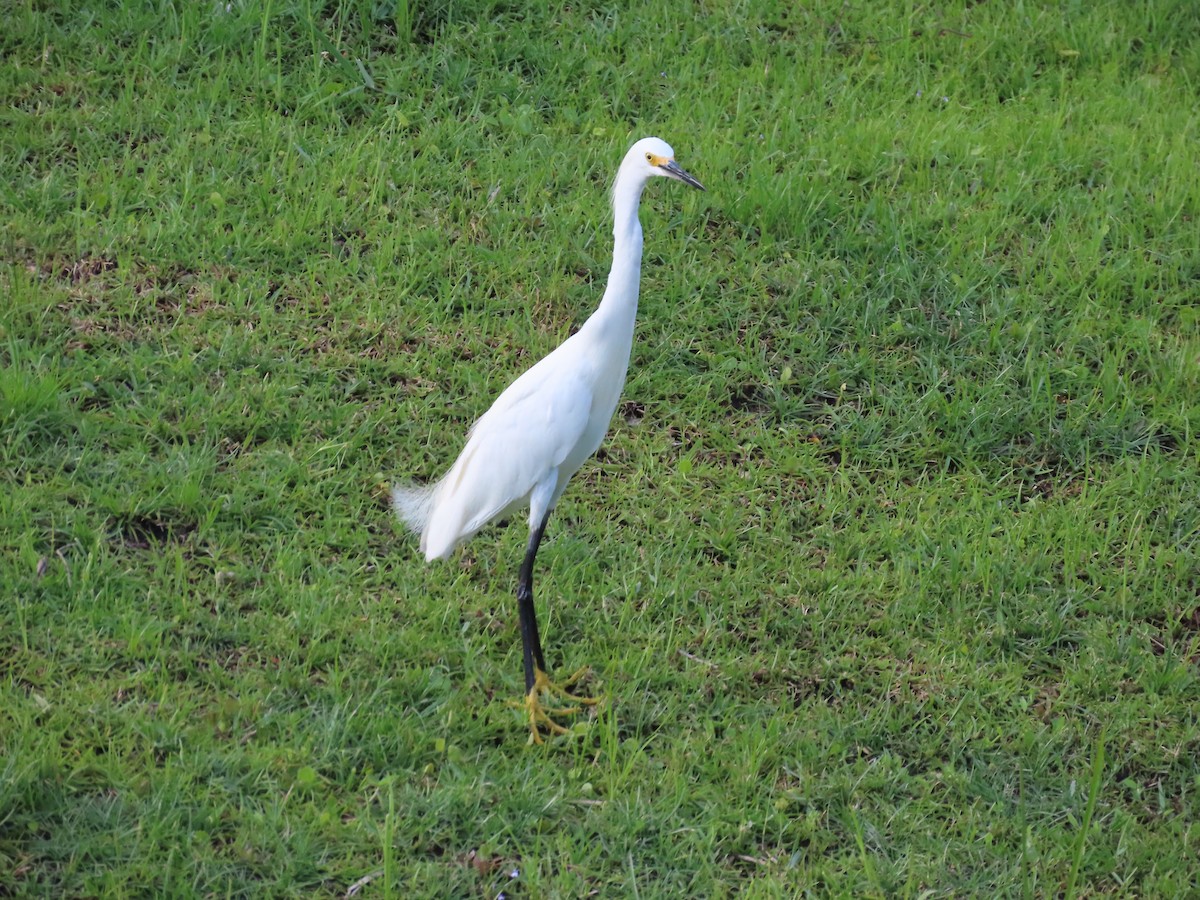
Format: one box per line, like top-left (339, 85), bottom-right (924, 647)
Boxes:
top-left (517, 512), bottom-right (550, 693)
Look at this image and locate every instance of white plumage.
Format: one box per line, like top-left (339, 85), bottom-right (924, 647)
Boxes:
top-left (393, 137), bottom-right (704, 741)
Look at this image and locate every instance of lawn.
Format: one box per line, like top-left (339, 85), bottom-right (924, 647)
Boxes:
top-left (2, 0), bottom-right (1199, 894)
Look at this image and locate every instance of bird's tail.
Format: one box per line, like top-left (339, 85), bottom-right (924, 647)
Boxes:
top-left (391, 480), bottom-right (438, 537)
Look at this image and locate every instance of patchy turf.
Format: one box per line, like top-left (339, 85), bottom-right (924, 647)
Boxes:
top-left (2, 0), bottom-right (1198, 894)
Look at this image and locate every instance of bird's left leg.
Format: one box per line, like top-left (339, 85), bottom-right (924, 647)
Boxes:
top-left (516, 512), bottom-right (597, 743)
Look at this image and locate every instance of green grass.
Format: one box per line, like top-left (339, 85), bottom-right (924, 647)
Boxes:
top-left (3, 0), bottom-right (1199, 894)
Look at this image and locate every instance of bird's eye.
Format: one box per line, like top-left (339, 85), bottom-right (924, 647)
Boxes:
top-left (645, 152), bottom-right (653, 161)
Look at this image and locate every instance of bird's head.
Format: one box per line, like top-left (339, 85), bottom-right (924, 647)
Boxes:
top-left (623, 137), bottom-right (705, 191)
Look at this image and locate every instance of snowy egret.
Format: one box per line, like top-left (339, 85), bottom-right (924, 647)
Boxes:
top-left (394, 137), bottom-right (704, 742)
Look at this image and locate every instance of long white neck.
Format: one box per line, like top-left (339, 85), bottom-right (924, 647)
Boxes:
top-left (584, 167), bottom-right (647, 343)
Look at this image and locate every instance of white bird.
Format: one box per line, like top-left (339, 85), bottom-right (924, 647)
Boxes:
top-left (394, 137), bottom-right (704, 742)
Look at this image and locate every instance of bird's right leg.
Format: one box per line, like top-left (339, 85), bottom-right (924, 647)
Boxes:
top-left (516, 513), bottom-right (597, 743)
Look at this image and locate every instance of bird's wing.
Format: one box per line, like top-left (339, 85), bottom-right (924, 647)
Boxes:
top-left (421, 354), bottom-right (595, 559)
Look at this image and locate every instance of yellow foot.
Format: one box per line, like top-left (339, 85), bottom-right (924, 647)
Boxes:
top-left (522, 666), bottom-right (600, 744)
